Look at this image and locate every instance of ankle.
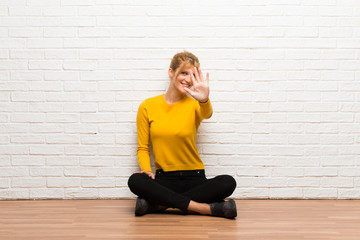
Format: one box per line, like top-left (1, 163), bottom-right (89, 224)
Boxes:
top-left (187, 201), bottom-right (211, 215)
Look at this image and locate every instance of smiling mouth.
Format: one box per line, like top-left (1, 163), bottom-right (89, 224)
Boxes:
top-left (181, 82), bottom-right (191, 88)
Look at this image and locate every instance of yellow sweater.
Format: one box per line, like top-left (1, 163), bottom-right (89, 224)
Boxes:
top-left (136, 94), bottom-right (213, 172)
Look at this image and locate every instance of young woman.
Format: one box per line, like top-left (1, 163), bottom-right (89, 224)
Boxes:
top-left (128, 51), bottom-right (237, 219)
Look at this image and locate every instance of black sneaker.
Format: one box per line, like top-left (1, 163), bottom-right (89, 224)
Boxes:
top-left (209, 199), bottom-right (237, 219)
top-left (134, 197), bottom-right (157, 216)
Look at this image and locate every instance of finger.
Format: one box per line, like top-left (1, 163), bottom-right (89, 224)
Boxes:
top-left (206, 72), bottom-right (209, 85)
top-left (199, 68), bottom-right (204, 82)
top-left (190, 68), bottom-right (199, 84)
top-left (194, 67), bottom-right (201, 83)
top-left (149, 173), bottom-right (155, 180)
top-left (189, 69), bottom-right (197, 86)
top-left (145, 172), bottom-right (154, 179)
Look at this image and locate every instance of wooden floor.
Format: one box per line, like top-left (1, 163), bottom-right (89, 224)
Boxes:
top-left (1, 200), bottom-right (359, 240)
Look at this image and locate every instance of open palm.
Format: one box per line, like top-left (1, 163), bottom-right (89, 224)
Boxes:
top-left (184, 67), bottom-right (210, 103)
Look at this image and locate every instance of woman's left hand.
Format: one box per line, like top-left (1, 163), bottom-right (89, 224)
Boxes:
top-left (184, 67), bottom-right (210, 103)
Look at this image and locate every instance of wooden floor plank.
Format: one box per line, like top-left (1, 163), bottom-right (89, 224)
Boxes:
top-left (0, 200), bottom-right (359, 240)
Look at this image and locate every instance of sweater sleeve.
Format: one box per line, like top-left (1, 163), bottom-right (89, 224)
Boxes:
top-left (136, 100), bottom-right (152, 172)
top-left (196, 99), bottom-right (213, 121)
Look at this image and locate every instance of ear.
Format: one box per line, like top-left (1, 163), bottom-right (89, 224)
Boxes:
top-left (168, 68), bottom-right (174, 79)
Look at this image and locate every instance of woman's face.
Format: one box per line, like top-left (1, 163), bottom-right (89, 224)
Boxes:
top-left (168, 65), bottom-right (196, 94)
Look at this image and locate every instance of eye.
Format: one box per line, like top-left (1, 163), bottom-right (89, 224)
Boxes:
top-left (181, 72), bottom-right (187, 75)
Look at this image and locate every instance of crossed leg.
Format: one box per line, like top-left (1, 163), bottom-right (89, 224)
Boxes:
top-left (128, 173), bottom-right (236, 215)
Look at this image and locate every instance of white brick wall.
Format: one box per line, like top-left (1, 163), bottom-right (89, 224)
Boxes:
top-left (0, 0), bottom-right (360, 200)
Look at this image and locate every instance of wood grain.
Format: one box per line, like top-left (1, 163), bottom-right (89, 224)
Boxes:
top-left (0, 199), bottom-right (359, 240)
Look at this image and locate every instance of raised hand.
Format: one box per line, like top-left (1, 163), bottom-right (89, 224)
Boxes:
top-left (184, 67), bottom-right (210, 103)
top-left (134, 171), bottom-right (155, 180)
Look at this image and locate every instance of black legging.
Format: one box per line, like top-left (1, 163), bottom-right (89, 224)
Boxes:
top-left (128, 169), bottom-right (236, 212)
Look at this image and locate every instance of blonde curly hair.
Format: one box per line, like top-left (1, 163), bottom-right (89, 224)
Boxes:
top-left (169, 51), bottom-right (200, 79)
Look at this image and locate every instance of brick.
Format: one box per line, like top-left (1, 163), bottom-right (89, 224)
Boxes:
top-left (64, 168), bottom-right (97, 177)
top-left (0, 71), bottom-right (9, 80)
top-left (63, 60), bottom-right (96, 70)
top-left (253, 178), bottom-right (285, 187)
top-left (27, 0), bottom-right (60, 6)
top-left (304, 188), bottom-right (337, 198)
top-left (285, 50), bottom-right (320, 60)
top-left (238, 188), bottom-right (269, 199)
top-left (0, 60), bottom-right (27, 70)
top-left (64, 188), bottom-right (99, 199)
top-left (78, 6), bottom-right (112, 15)
top-left (79, 157), bottom-right (114, 167)
top-left (81, 135), bottom-right (115, 145)
top-left (0, 17), bottom-right (26, 26)
top-left (305, 147), bottom-right (338, 157)
top-left (81, 178), bottom-right (115, 188)
top-left (270, 146), bottom-right (304, 156)
top-left (288, 178), bottom-right (320, 187)
top-left (319, 7), bottom-right (353, 16)
top-left (12, 156), bottom-right (45, 166)
top-left (304, 60), bottom-right (338, 70)
top-left (47, 178), bottom-right (80, 187)
top-left (46, 156), bottom-right (79, 166)
top-left (11, 135), bottom-right (44, 144)
top-left (45, 135), bottom-right (79, 144)
top-left (30, 145), bottom-right (64, 155)
top-left (29, 103), bottom-right (63, 112)
top-left (0, 189), bottom-right (29, 200)
top-left (64, 82), bottom-right (97, 92)
top-left (322, 50), bottom-right (355, 60)
top-left (319, 27), bottom-right (352, 37)
top-left (44, 71), bottom-right (78, 81)
top-left (79, 28), bottom-right (112, 37)
top-left (321, 177), bottom-right (353, 187)
top-left (44, 28), bottom-right (76, 37)
top-left (11, 50), bottom-right (43, 59)
top-left (0, 156), bottom-right (10, 166)
top-left (30, 168), bottom-right (63, 177)
top-left (338, 189), bottom-right (360, 199)
top-left (62, 17), bottom-right (95, 27)
top-left (237, 167), bottom-right (270, 177)
top-left (9, 28), bottom-right (43, 37)
top-left (27, 17), bottom-right (61, 27)
top-left (269, 188), bottom-right (303, 199)
top-left (0, 179), bottom-right (9, 188)
top-left (0, 6), bottom-right (7, 15)
top-left (61, 0), bottom-right (92, 5)
top-left (11, 113), bottom-right (45, 123)
top-left (288, 134), bottom-right (320, 145)
top-left (12, 178), bottom-right (46, 188)
top-left (98, 167), bottom-right (132, 177)
top-left (0, 82), bottom-right (27, 91)
top-left (27, 39), bottom-right (63, 49)
top-left (271, 124), bottom-right (303, 133)
top-left (43, 7), bottom-right (77, 16)
top-left (63, 103), bottom-right (97, 113)
top-left (46, 92), bottom-right (80, 102)
top-left (304, 167), bottom-right (337, 177)
top-left (98, 146), bottom-right (135, 156)
top-left (64, 39), bottom-right (96, 48)
top-left (46, 113), bottom-right (79, 123)
top-left (30, 188), bottom-right (63, 199)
